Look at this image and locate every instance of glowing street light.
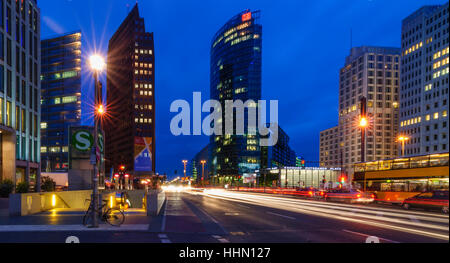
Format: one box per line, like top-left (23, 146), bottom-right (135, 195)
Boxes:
top-left (88, 53), bottom-right (106, 228)
top-left (359, 117), bottom-right (368, 128)
top-left (89, 54), bottom-right (105, 72)
top-left (182, 160), bottom-right (188, 181)
top-left (397, 136), bottom-right (409, 156)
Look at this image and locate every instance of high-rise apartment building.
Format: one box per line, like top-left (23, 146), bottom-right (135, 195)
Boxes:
top-left (339, 46), bottom-right (401, 175)
top-left (321, 46), bottom-right (401, 178)
top-left (400, 3), bottom-right (449, 156)
top-left (105, 4), bottom-right (155, 177)
top-left (40, 31), bottom-right (82, 172)
top-left (319, 126), bottom-right (339, 168)
top-left (0, 0), bottom-right (40, 190)
top-left (210, 10), bottom-right (262, 180)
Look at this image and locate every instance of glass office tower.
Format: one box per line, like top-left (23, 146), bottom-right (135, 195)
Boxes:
top-left (210, 10), bottom-right (262, 182)
top-left (40, 31), bottom-right (82, 172)
top-left (0, 0), bottom-right (40, 190)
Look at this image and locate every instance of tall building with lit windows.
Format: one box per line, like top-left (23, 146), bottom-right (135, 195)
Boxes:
top-left (321, 46), bottom-right (401, 178)
top-left (210, 10), bottom-right (262, 181)
top-left (105, 4), bottom-right (155, 177)
top-left (40, 31), bottom-right (82, 172)
top-left (399, 3), bottom-right (449, 156)
top-left (0, 0), bottom-right (41, 190)
top-left (319, 126), bottom-right (340, 168)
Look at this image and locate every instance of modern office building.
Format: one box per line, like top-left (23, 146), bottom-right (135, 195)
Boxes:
top-left (190, 144), bottom-right (210, 183)
top-left (319, 125), bottom-right (340, 168)
top-left (210, 10), bottom-right (262, 179)
top-left (40, 31), bottom-right (82, 172)
top-left (260, 125), bottom-right (296, 169)
top-left (399, 3), bottom-right (449, 157)
top-left (0, 0), bottom-right (41, 190)
top-left (105, 4), bottom-right (155, 177)
top-left (321, 46), bottom-right (401, 179)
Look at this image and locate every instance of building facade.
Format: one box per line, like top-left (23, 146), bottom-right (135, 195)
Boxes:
top-left (260, 125), bottom-right (296, 169)
top-left (190, 144), bottom-right (210, 184)
top-left (0, 0), bottom-right (41, 190)
top-left (105, 4), bottom-right (155, 177)
top-left (319, 125), bottom-right (339, 168)
top-left (210, 10), bottom-right (262, 179)
top-left (400, 3), bottom-right (449, 156)
top-left (323, 46), bottom-right (401, 179)
top-left (40, 31), bottom-right (82, 172)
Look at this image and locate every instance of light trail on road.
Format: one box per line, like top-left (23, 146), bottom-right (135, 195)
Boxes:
top-left (188, 189), bottom-right (449, 241)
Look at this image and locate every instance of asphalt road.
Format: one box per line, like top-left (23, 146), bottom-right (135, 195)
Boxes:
top-left (0, 190), bottom-right (447, 243)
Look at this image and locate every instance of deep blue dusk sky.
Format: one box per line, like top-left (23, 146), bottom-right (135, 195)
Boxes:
top-left (39, 0), bottom-right (446, 177)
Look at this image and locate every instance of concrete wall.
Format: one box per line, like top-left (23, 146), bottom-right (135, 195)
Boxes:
top-left (9, 190), bottom-right (118, 216)
top-left (68, 159), bottom-right (93, 190)
top-left (147, 190), bottom-right (166, 216)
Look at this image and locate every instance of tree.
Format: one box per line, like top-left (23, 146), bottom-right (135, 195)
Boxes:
top-left (16, 181), bottom-right (29, 193)
top-left (41, 176), bottom-right (56, 192)
top-left (0, 180), bottom-right (14, 198)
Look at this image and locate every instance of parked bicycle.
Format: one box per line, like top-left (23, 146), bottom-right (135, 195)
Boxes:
top-left (83, 199), bottom-right (125, 227)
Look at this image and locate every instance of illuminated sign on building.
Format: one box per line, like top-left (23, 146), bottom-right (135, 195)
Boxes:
top-left (242, 12), bottom-right (252, 22)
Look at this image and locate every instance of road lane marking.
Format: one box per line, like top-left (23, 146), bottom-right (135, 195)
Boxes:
top-left (212, 235), bottom-right (230, 243)
top-left (342, 229), bottom-right (399, 243)
top-left (267, 211), bottom-right (296, 220)
top-left (225, 212), bottom-right (240, 216)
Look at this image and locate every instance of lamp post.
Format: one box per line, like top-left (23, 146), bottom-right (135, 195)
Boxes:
top-left (89, 54), bottom-right (105, 228)
top-left (359, 97), bottom-right (368, 191)
top-left (200, 160), bottom-right (206, 187)
top-left (182, 160), bottom-right (188, 182)
top-left (397, 136), bottom-right (409, 156)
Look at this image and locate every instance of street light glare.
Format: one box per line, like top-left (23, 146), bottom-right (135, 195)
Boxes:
top-left (97, 104), bottom-right (105, 115)
top-left (89, 54), bottom-right (105, 71)
top-left (359, 117), bottom-right (368, 128)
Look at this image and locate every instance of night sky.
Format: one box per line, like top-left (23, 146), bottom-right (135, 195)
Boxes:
top-left (39, 0), bottom-right (446, 178)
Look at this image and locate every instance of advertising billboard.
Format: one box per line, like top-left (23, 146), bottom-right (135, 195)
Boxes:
top-left (134, 137), bottom-right (153, 172)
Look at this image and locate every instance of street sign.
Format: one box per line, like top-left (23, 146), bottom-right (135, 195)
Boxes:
top-left (72, 130), bottom-right (94, 152)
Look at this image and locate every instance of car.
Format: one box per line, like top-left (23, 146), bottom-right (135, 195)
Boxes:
top-left (402, 190), bottom-right (449, 214)
top-left (324, 189), bottom-right (375, 204)
top-left (295, 188), bottom-right (326, 199)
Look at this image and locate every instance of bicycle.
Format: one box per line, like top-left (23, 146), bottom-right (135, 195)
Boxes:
top-left (83, 199), bottom-right (125, 227)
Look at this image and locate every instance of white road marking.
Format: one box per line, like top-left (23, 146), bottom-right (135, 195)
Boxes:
top-left (212, 235), bottom-right (230, 243)
top-left (267, 211), bottom-right (296, 220)
top-left (342, 229), bottom-right (399, 243)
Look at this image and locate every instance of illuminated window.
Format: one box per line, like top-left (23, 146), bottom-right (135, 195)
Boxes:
top-left (54, 98), bottom-right (61, 104)
top-left (434, 112), bottom-right (439, 119)
top-left (41, 122), bottom-right (47, 129)
top-left (442, 110), bottom-right (447, 117)
top-left (426, 114), bottom-right (431, 121)
top-left (41, 147), bottom-right (47, 153)
top-left (62, 96), bottom-right (77, 104)
top-left (49, 147), bottom-right (61, 153)
top-left (62, 147), bottom-right (69, 153)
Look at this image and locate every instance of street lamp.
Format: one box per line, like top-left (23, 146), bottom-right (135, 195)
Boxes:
top-left (359, 97), bottom-right (368, 191)
top-left (89, 54), bottom-right (105, 228)
top-left (397, 136), bottom-right (409, 156)
top-left (200, 160), bottom-right (206, 187)
top-left (182, 160), bottom-right (188, 182)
